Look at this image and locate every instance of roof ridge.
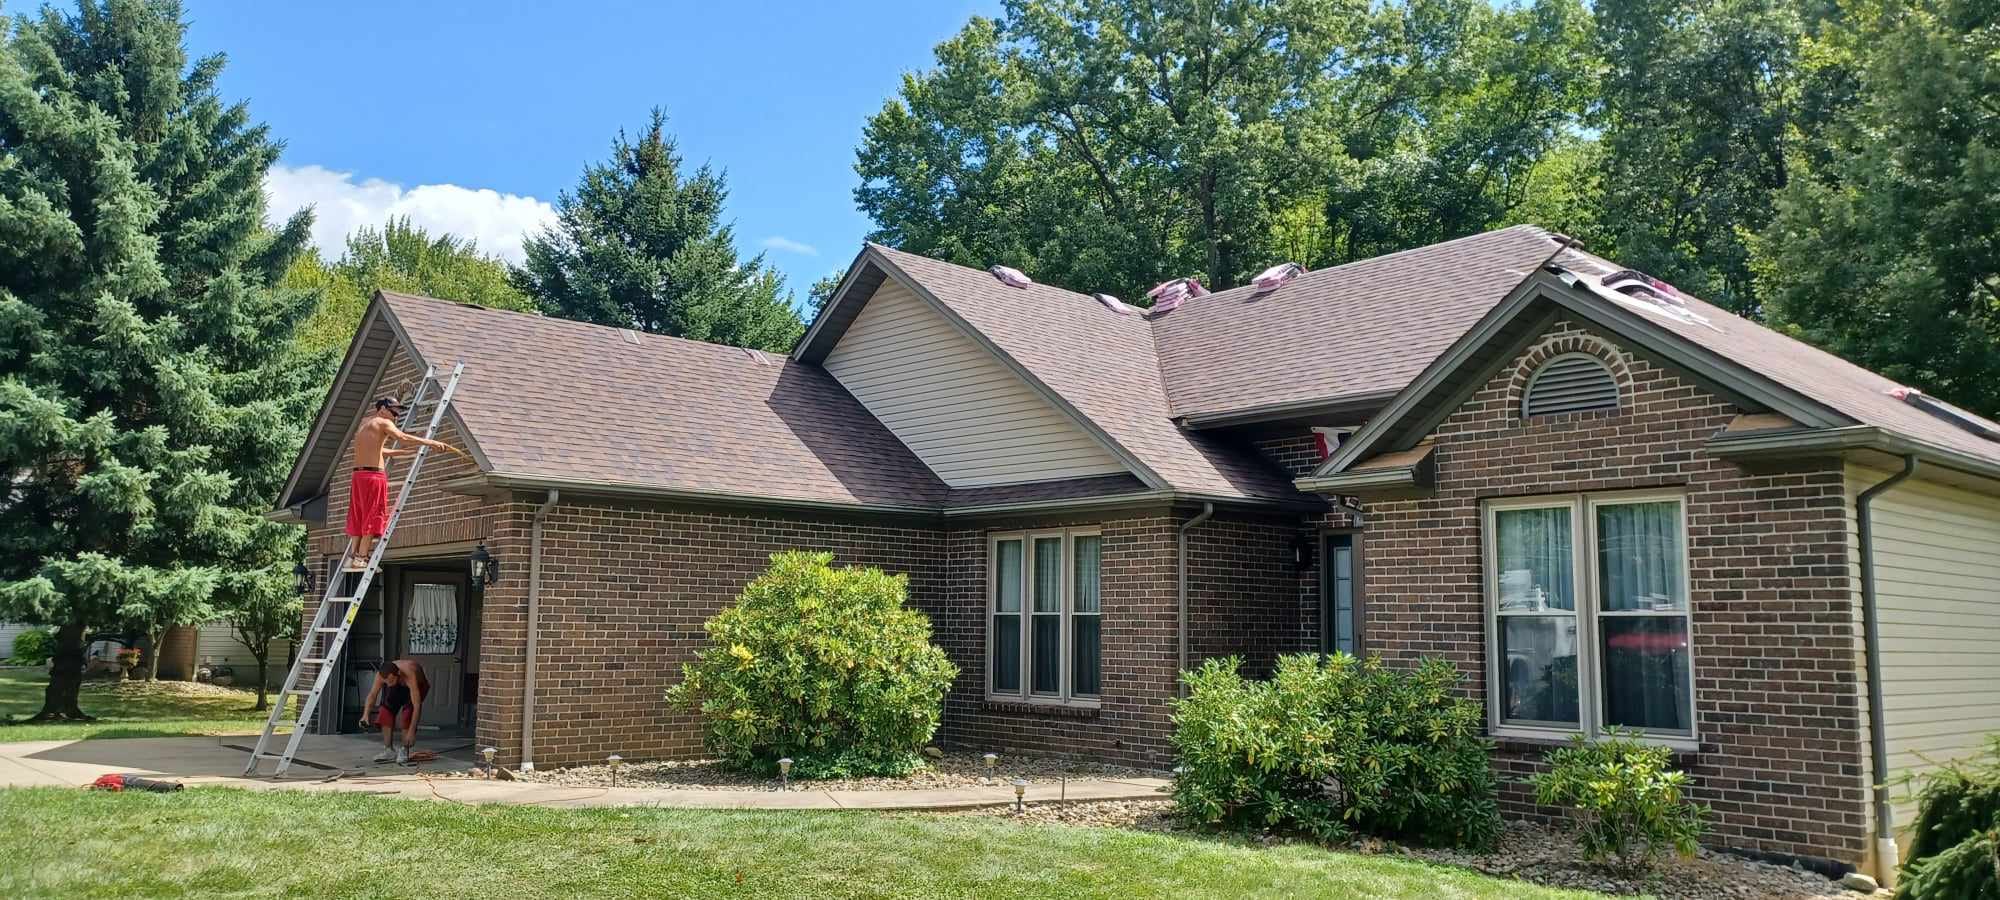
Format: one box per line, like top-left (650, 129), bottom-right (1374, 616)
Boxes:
top-left (377, 291), bottom-right (801, 366)
top-left (1177, 224), bottom-right (1557, 309)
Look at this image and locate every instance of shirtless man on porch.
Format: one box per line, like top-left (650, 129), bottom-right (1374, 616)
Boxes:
top-left (346, 396), bottom-right (459, 570)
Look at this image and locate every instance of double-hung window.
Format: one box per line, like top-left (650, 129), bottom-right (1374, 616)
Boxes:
top-left (989, 528), bottom-right (1101, 705)
top-left (1486, 491), bottom-right (1695, 743)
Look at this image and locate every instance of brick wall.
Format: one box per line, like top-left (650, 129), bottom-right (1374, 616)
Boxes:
top-left (1341, 320), bottom-right (1866, 863)
top-left (936, 511), bottom-right (1182, 768)
top-left (1185, 514), bottom-right (1310, 678)
top-left (478, 498), bottom-right (943, 769)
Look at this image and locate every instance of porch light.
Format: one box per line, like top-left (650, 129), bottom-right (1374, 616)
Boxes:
top-left (293, 562), bottom-right (314, 598)
top-left (1011, 777), bottom-right (1027, 814)
top-left (469, 542), bottom-right (500, 587)
top-left (777, 757), bottom-right (793, 792)
top-left (1291, 534), bottom-right (1314, 572)
top-left (983, 752), bottom-right (998, 785)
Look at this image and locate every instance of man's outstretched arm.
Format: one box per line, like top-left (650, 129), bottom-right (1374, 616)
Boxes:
top-left (385, 424), bottom-right (457, 455)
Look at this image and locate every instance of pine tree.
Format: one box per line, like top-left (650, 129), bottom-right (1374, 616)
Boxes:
top-left (0, 1), bottom-right (317, 719)
top-left (513, 109), bottom-right (803, 351)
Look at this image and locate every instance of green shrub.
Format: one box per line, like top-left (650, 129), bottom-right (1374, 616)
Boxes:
top-left (10, 628), bottom-right (53, 665)
top-left (665, 551), bottom-right (958, 779)
top-left (1528, 732), bottom-right (1707, 870)
top-left (1171, 653), bottom-right (1501, 849)
top-left (1897, 736), bottom-right (2000, 900)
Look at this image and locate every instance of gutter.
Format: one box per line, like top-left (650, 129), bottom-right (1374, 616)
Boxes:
top-left (1176, 502), bottom-right (1215, 697)
top-left (1707, 424), bottom-right (2000, 488)
top-left (520, 488), bottom-right (560, 771)
top-left (1856, 455), bottom-right (1916, 888)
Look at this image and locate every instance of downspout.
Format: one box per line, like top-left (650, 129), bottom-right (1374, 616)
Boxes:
top-left (520, 489), bottom-right (560, 771)
top-left (1857, 455), bottom-right (1916, 887)
top-left (1177, 502), bottom-right (1215, 697)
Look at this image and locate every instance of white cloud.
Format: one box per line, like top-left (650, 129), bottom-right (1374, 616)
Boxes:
top-left (265, 164), bottom-right (558, 264)
top-left (760, 235), bottom-right (819, 257)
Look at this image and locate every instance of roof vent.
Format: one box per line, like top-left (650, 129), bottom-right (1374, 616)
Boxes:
top-left (1888, 386), bottom-right (2000, 442)
top-left (989, 265), bottom-right (1032, 289)
top-left (741, 347), bottom-right (772, 366)
top-left (1250, 262), bottom-right (1305, 293)
top-left (1146, 277), bottom-right (1207, 314)
top-left (620, 329), bottom-right (642, 346)
top-left (1094, 293), bottom-right (1138, 315)
top-left (1565, 266), bottom-right (1720, 332)
top-left (1524, 353), bottom-right (1619, 418)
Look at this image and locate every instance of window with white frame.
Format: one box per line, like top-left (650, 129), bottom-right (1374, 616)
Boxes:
top-left (1486, 492), bottom-right (1694, 741)
top-left (989, 529), bottom-right (1101, 703)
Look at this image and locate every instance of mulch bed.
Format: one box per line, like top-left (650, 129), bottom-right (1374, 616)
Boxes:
top-left (934, 801), bottom-right (1875, 900)
top-left (521, 749), bottom-right (1164, 793)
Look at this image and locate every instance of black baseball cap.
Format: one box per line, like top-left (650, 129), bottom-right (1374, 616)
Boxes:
top-left (374, 395), bottom-right (408, 414)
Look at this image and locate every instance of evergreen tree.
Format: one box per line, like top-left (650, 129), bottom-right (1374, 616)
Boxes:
top-left (0, 0), bottom-right (316, 719)
top-left (513, 109), bottom-right (803, 351)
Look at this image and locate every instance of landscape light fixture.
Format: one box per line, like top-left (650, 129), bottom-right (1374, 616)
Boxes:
top-left (1012, 778), bottom-right (1027, 815)
top-left (607, 754), bottom-right (624, 787)
top-left (982, 752), bottom-right (998, 785)
top-left (469, 542), bottom-right (500, 587)
top-left (481, 746), bottom-right (498, 772)
top-left (777, 757), bottom-right (793, 792)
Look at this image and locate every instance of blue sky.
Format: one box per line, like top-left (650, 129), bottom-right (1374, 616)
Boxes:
top-left (186, 0), bottom-right (999, 301)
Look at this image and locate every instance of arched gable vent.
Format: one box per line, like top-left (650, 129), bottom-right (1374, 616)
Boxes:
top-left (1523, 352), bottom-right (1620, 418)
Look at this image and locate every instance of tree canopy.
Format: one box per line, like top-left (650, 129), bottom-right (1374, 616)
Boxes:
top-left (513, 109), bottom-right (804, 352)
top-left (289, 217), bottom-right (535, 359)
top-left (857, 0), bottom-right (2000, 415)
top-left (0, 0), bottom-right (317, 716)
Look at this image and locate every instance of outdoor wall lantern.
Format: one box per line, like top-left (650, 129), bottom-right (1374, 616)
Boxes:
top-left (293, 562), bottom-right (314, 598)
top-left (1291, 534), bottom-right (1315, 572)
top-left (469, 542), bottom-right (500, 587)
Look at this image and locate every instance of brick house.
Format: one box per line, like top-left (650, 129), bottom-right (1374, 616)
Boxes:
top-left (272, 225), bottom-right (2000, 882)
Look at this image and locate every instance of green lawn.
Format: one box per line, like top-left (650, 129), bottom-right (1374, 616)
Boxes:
top-left (0, 787), bottom-right (1607, 899)
top-left (0, 668), bottom-right (287, 742)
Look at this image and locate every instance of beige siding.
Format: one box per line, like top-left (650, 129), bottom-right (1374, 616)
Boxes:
top-left (1848, 464), bottom-right (2000, 832)
top-left (196, 621), bottom-right (292, 688)
top-left (824, 279), bottom-right (1129, 487)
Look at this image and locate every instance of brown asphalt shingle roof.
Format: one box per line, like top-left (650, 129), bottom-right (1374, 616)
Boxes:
top-left (1150, 226), bottom-right (1562, 420)
top-left (1550, 249), bottom-right (2000, 466)
top-left (380, 292), bottom-right (950, 510)
top-left (868, 245), bottom-right (1308, 503)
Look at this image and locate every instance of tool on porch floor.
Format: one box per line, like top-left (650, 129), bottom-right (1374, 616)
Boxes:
top-left (244, 363), bottom-right (467, 778)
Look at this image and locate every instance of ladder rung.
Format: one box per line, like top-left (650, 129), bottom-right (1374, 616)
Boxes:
top-left (288, 689), bottom-right (311, 695)
top-left (325, 596), bottom-right (360, 603)
top-left (299, 657), bottom-right (328, 664)
top-left (315, 627), bottom-right (342, 633)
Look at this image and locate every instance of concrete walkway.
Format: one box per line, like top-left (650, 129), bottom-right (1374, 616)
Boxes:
top-left (0, 733), bottom-right (1170, 810)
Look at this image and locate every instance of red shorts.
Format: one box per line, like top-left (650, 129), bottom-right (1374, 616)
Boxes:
top-left (374, 706), bottom-right (413, 729)
top-left (345, 469), bottom-right (388, 537)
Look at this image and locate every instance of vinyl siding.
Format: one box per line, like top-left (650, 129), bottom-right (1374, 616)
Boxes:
top-left (824, 279), bottom-right (1129, 487)
top-left (0, 622), bottom-right (33, 659)
top-left (1847, 464), bottom-right (2000, 833)
top-left (196, 621), bottom-right (292, 688)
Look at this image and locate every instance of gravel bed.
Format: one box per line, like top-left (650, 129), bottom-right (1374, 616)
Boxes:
top-left (522, 749), bottom-right (1165, 792)
top-left (937, 802), bottom-right (1874, 900)
top-left (89, 679), bottom-right (259, 700)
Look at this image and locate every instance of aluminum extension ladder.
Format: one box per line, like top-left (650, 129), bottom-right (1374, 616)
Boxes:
top-left (244, 362), bottom-right (465, 776)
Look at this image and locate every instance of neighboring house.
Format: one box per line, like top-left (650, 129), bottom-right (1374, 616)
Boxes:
top-left (1, 621), bottom-right (289, 686)
top-left (271, 225), bottom-right (2000, 883)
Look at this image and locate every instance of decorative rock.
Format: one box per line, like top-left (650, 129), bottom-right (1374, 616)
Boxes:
top-left (1839, 872), bottom-right (1879, 893)
top-left (922, 746), bottom-right (944, 760)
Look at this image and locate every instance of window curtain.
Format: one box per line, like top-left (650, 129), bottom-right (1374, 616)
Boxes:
top-left (1072, 536), bottom-right (1101, 696)
top-left (1495, 507), bottom-right (1578, 725)
top-left (1031, 537), bottom-right (1062, 694)
top-left (1597, 501), bottom-right (1691, 732)
top-left (406, 584), bottom-right (457, 655)
top-left (992, 541), bottom-right (1023, 692)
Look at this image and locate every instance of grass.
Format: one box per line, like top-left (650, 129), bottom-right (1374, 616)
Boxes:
top-left (0, 667), bottom-right (286, 742)
top-left (0, 787), bottom-right (1609, 899)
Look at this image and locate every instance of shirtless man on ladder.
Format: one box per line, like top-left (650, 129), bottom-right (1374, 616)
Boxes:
top-left (347, 396), bottom-right (459, 570)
